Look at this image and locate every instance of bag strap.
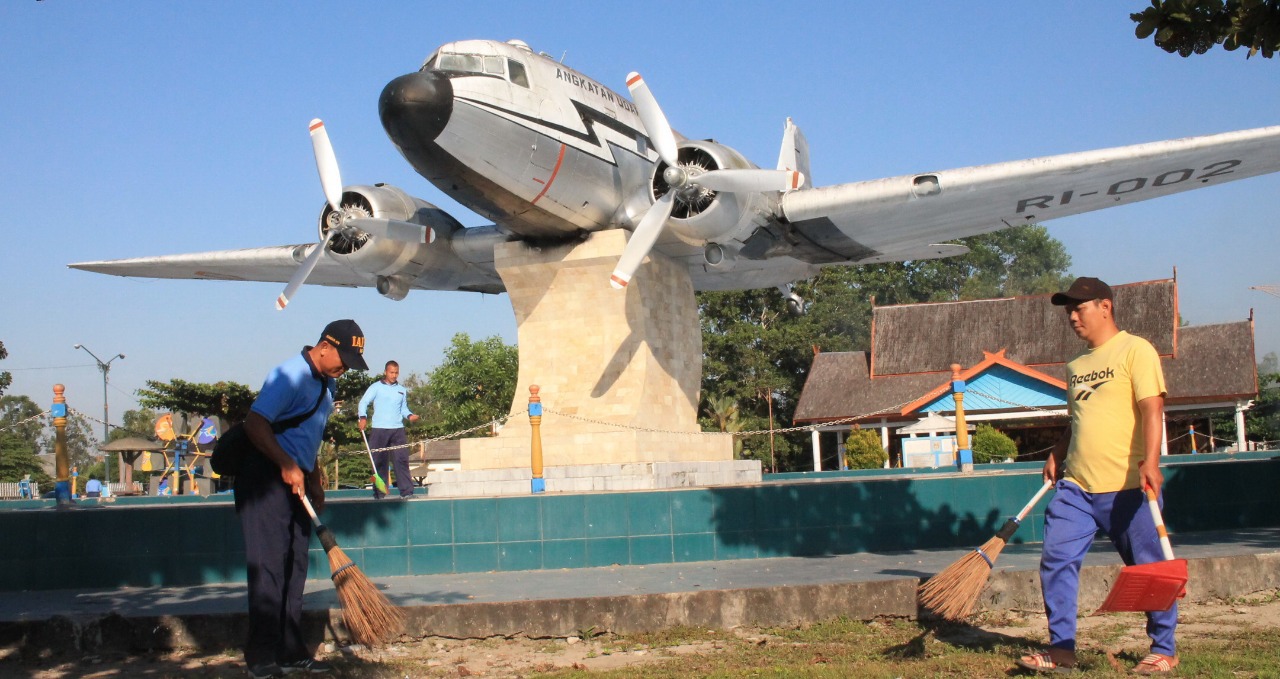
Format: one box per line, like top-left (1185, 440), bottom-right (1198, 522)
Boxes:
top-left (270, 373), bottom-right (329, 434)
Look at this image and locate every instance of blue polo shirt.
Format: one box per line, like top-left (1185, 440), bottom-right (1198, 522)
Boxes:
top-left (358, 379), bottom-right (414, 429)
top-left (249, 348), bottom-right (335, 472)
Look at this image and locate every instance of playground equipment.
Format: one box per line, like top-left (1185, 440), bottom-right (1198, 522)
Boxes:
top-left (153, 413), bottom-right (220, 495)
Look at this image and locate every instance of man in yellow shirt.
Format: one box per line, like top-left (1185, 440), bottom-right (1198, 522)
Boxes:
top-left (1017, 278), bottom-right (1177, 675)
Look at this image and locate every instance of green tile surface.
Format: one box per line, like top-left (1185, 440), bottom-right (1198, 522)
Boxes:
top-left (2, 453), bottom-right (1278, 590)
top-left (584, 494), bottom-right (629, 537)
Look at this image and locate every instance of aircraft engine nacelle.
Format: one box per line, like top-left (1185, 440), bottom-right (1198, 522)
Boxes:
top-left (655, 140), bottom-right (772, 247)
top-left (316, 184), bottom-right (468, 298)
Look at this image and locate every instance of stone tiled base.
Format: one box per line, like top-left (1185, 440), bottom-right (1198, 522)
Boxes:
top-left (425, 460), bottom-right (763, 498)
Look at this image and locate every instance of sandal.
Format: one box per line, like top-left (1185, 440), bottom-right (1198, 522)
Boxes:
top-left (1133, 653), bottom-right (1178, 674)
top-left (1016, 651), bottom-right (1077, 674)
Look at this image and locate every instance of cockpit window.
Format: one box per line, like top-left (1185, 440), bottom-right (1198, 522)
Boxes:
top-left (433, 52), bottom-right (507, 76)
top-left (508, 59), bottom-right (529, 88)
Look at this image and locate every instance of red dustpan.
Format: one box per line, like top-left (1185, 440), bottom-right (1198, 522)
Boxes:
top-left (1094, 486), bottom-right (1187, 614)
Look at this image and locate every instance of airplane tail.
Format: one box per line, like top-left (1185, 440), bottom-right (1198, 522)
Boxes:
top-left (777, 117), bottom-right (811, 188)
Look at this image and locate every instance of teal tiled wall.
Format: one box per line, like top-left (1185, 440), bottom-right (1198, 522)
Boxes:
top-left (2, 452), bottom-right (1277, 591)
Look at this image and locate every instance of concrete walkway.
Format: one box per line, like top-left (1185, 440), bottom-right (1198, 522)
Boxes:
top-left (3, 527), bottom-right (1278, 657)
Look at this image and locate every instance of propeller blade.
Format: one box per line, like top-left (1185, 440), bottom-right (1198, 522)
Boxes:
top-left (625, 72), bottom-right (679, 167)
top-left (275, 231), bottom-right (334, 311)
top-left (694, 169), bottom-right (805, 193)
top-left (309, 119), bottom-right (344, 212)
top-left (348, 217), bottom-right (436, 244)
top-left (610, 191), bottom-right (675, 289)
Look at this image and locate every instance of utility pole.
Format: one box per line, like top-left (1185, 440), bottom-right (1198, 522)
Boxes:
top-left (73, 344), bottom-right (125, 486)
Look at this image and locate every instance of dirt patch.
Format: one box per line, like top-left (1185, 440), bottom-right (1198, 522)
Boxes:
top-left (5, 591), bottom-right (1279, 678)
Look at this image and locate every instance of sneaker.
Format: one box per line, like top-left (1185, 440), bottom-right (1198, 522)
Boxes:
top-left (247, 663), bottom-right (283, 678)
top-left (280, 658), bottom-right (333, 675)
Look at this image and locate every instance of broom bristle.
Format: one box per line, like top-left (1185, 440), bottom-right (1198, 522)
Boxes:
top-left (918, 535), bottom-right (1009, 620)
top-left (326, 544), bottom-right (406, 646)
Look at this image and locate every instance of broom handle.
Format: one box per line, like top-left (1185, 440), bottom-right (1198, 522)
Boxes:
top-left (361, 430), bottom-right (377, 468)
top-left (1144, 485), bottom-right (1176, 561)
top-left (299, 492), bottom-right (322, 527)
top-left (994, 480), bottom-right (1054, 541)
top-left (1014, 480), bottom-right (1055, 523)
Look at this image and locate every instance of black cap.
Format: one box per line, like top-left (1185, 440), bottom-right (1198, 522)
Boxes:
top-left (319, 319), bottom-right (368, 370)
top-left (1051, 277), bottom-right (1114, 306)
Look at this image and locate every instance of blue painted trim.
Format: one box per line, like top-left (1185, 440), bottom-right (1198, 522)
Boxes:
top-left (531, 478), bottom-right (546, 494)
top-left (529, 403), bottom-right (542, 416)
top-left (50, 404), bottom-right (66, 418)
top-left (952, 379), bottom-right (966, 393)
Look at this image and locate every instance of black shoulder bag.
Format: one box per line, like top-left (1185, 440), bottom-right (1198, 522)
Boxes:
top-left (210, 376), bottom-right (327, 477)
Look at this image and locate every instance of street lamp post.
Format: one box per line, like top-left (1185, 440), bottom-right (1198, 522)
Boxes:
top-left (73, 344), bottom-right (125, 487)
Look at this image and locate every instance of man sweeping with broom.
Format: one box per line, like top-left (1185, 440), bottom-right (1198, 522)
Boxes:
top-left (237, 320), bottom-right (369, 678)
top-left (1016, 278), bottom-right (1178, 675)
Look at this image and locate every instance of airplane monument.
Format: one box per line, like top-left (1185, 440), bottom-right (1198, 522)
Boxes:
top-left (72, 39), bottom-right (1280, 494)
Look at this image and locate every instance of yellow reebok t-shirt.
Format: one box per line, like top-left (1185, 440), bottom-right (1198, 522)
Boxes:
top-left (1064, 331), bottom-right (1166, 493)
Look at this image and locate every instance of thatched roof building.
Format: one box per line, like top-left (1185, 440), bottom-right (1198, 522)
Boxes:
top-left (793, 277), bottom-right (1259, 470)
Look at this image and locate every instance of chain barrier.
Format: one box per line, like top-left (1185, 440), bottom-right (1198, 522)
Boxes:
top-left (68, 409), bottom-right (156, 440)
top-left (0, 410), bottom-right (50, 435)
top-left (341, 411), bottom-right (525, 458)
top-left (542, 396), bottom-right (921, 439)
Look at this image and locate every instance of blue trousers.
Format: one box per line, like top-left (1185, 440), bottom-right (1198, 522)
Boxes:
top-left (368, 427), bottom-right (414, 498)
top-left (1041, 480), bottom-right (1177, 656)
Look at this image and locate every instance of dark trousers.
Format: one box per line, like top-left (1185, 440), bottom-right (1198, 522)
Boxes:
top-left (234, 451), bottom-right (312, 667)
top-left (369, 427), bottom-right (414, 498)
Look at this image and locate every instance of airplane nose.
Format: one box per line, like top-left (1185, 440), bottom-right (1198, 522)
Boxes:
top-left (379, 70), bottom-right (453, 149)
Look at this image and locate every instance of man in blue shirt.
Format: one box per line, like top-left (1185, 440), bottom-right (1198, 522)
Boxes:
top-left (358, 360), bottom-right (419, 499)
top-left (237, 319), bottom-right (367, 678)
top-left (84, 475), bottom-right (102, 498)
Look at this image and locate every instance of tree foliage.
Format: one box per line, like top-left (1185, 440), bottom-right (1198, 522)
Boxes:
top-left (0, 341), bottom-right (11, 398)
top-left (0, 395), bottom-right (50, 485)
top-left (108, 407), bottom-right (161, 442)
top-left (844, 428), bottom-right (888, 469)
top-left (136, 378), bottom-right (257, 424)
top-left (1132, 0), bottom-right (1280, 59)
top-left (972, 424), bottom-right (1019, 463)
top-left (427, 334), bottom-right (519, 435)
top-left (698, 225), bottom-right (1072, 471)
top-left (323, 370), bottom-right (380, 487)
top-left (36, 409), bottom-right (97, 472)
top-left (1210, 352), bottom-right (1280, 445)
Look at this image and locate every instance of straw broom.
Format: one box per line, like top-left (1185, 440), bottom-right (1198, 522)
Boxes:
top-left (300, 495), bottom-right (405, 645)
top-left (918, 480), bottom-right (1054, 620)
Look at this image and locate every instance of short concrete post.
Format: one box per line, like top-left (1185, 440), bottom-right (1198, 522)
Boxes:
top-left (52, 385), bottom-right (74, 508)
top-left (529, 385), bottom-right (544, 494)
top-left (951, 364), bottom-right (973, 473)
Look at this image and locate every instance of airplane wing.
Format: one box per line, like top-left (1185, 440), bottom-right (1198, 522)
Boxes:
top-left (69, 245), bottom-right (373, 288)
top-left (781, 125), bottom-right (1280, 262)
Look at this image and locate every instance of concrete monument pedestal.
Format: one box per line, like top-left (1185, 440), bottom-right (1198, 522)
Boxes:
top-left (436, 230), bottom-right (757, 497)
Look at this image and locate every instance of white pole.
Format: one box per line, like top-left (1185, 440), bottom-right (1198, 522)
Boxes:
top-left (880, 418), bottom-right (890, 468)
top-left (811, 428), bottom-right (822, 471)
top-left (1160, 410), bottom-right (1169, 456)
top-left (1236, 402), bottom-right (1248, 452)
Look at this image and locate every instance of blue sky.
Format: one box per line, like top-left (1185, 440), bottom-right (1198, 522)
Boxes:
top-left (3, 2), bottom-right (1278, 429)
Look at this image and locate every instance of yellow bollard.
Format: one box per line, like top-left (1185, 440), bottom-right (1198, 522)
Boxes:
top-left (951, 364), bottom-right (973, 473)
top-left (529, 385), bottom-right (544, 494)
top-left (1189, 425), bottom-right (1197, 454)
top-left (52, 384), bottom-right (74, 507)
